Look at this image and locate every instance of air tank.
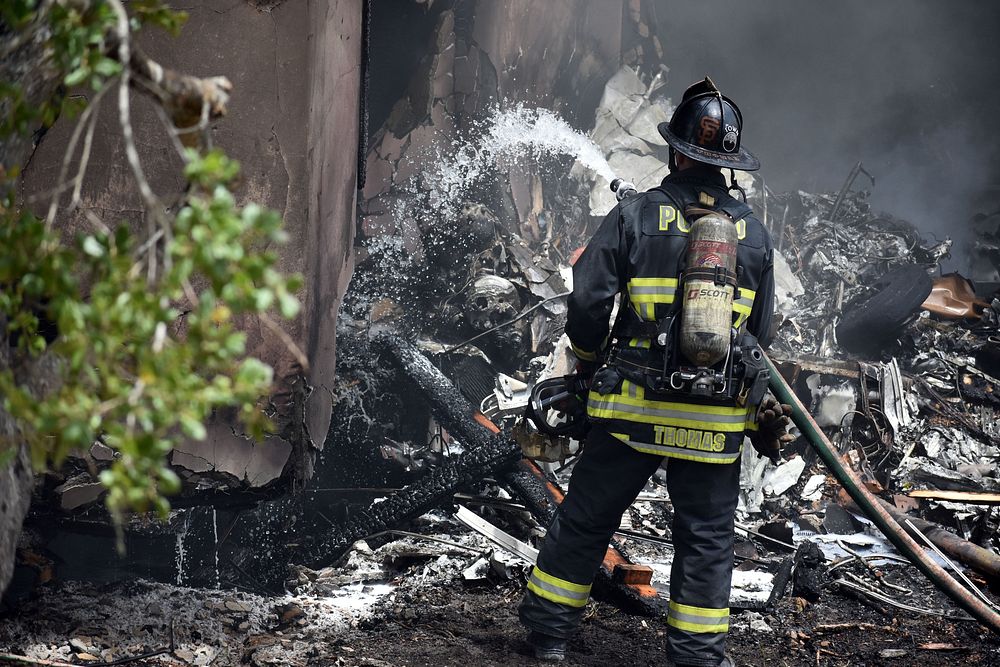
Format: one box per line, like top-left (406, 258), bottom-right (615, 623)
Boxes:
top-left (679, 212), bottom-right (738, 367)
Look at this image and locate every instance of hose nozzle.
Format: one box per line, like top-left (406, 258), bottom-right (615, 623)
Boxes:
top-left (610, 177), bottom-right (637, 202)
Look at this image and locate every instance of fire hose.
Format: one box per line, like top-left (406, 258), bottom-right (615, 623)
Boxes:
top-left (764, 353), bottom-right (1000, 634)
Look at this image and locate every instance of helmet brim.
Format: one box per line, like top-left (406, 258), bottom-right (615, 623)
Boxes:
top-left (658, 121), bottom-right (761, 172)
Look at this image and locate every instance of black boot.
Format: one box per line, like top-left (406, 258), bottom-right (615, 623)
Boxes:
top-left (673, 656), bottom-right (735, 667)
top-left (527, 631), bottom-right (567, 662)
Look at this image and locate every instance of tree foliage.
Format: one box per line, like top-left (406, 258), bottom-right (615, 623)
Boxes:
top-left (0, 0), bottom-right (301, 524)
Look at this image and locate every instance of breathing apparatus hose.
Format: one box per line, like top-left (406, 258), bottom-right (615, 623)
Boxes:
top-left (764, 353), bottom-right (1000, 634)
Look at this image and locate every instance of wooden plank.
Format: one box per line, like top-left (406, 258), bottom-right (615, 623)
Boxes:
top-left (908, 490), bottom-right (1000, 505)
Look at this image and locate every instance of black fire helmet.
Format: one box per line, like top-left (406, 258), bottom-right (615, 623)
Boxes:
top-left (658, 77), bottom-right (760, 172)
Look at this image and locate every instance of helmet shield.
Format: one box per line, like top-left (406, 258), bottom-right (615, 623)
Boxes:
top-left (658, 85), bottom-right (760, 171)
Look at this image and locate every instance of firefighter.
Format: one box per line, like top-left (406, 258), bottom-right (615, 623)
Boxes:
top-left (519, 78), bottom-right (793, 666)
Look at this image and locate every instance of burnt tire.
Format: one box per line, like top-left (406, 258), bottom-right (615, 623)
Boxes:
top-left (836, 265), bottom-right (933, 354)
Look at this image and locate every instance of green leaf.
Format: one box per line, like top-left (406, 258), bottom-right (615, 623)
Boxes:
top-left (64, 68), bottom-right (89, 87)
top-left (82, 235), bottom-right (104, 257)
top-left (179, 414), bottom-right (207, 440)
top-left (93, 57), bottom-right (121, 78)
top-left (277, 290), bottom-right (300, 319)
top-left (158, 467), bottom-right (181, 495)
top-left (252, 288), bottom-right (274, 311)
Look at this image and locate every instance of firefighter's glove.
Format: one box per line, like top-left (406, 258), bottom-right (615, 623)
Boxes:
top-left (750, 397), bottom-right (794, 464)
top-left (575, 359), bottom-right (597, 381)
top-left (573, 360), bottom-right (597, 401)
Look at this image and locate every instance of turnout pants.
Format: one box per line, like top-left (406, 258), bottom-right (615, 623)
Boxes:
top-left (518, 427), bottom-right (742, 667)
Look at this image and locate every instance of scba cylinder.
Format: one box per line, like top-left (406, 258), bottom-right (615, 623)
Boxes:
top-left (679, 213), bottom-right (738, 367)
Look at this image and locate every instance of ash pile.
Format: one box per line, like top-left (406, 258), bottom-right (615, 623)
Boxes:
top-left (325, 64), bottom-right (1000, 632)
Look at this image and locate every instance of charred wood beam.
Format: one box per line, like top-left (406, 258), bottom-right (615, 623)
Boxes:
top-left (371, 333), bottom-right (518, 456)
top-left (297, 335), bottom-right (665, 615)
top-left (292, 334), bottom-right (522, 567)
top-left (378, 336), bottom-right (665, 615)
top-left (769, 353), bottom-right (861, 380)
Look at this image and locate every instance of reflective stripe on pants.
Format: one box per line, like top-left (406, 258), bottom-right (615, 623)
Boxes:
top-left (667, 600), bottom-right (730, 634)
top-left (526, 566), bottom-right (591, 608)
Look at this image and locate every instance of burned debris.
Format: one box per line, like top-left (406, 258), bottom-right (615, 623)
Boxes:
top-left (5, 2), bottom-right (1000, 666)
top-left (314, 57), bottom-right (1000, 657)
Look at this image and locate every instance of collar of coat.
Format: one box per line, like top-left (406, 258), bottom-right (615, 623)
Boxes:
top-left (661, 165), bottom-right (727, 190)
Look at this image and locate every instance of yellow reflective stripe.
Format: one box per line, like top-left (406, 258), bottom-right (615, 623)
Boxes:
top-left (527, 580), bottom-right (588, 608)
top-left (628, 337), bottom-right (652, 349)
top-left (630, 293), bottom-right (675, 305)
top-left (632, 301), bottom-right (657, 321)
top-left (620, 380), bottom-right (644, 399)
top-left (610, 433), bottom-right (741, 463)
top-left (570, 341), bottom-right (597, 362)
top-left (593, 391), bottom-right (750, 417)
top-left (589, 401), bottom-right (749, 432)
top-left (531, 567), bottom-right (591, 594)
top-left (667, 601), bottom-right (730, 633)
top-left (733, 288), bottom-right (756, 327)
top-left (648, 449), bottom-right (738, 464)
top-left (589, 379), bottom-right (750, 430)
top-left (670, 601), bottom-right (729, 618)
top-left (628, 278), bottom-right (677, 306)
top-left (629, 277), bottom-right (679, 287)
top-left (733, 287), bottom-right (757, 328)
top-left (667, 617), bottom-right (730, 633)
top-left (734, 288), bottom-right (756, 310)
top-left (527, 567), bottom-right (591, 608)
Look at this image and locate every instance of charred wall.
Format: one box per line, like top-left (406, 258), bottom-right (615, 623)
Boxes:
top-left (360, 0), bottom-right (624, 249)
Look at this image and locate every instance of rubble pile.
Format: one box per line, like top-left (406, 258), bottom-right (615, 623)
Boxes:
top-left (325, 61), bottom-right (1000, 634)
top-left (754, 178), bottom-right (1000, 554)
top-left (7, 55), bottom-right (999, 667)
top-left (6, 3), bottom-right (999, 664)
top-left (0, 512), bottom-right (518, 666)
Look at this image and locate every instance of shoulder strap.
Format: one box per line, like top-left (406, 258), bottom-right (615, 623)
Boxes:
top-left (716, 195), bottom-right (753, 222)
top-left (656, 179), bottom-right (754, 222)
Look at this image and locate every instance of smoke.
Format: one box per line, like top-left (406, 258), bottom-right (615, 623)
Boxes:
top-left (654, 0), bottom-right (1000, 269)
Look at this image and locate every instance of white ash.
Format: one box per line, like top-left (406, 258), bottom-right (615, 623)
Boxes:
top-left (0, 520), bottom-right (501, 667)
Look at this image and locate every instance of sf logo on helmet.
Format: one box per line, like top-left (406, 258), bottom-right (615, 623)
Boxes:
top-left (697, 116), bottom-right (720, 145)
top-left (722, 123), bottom-right (739, 152)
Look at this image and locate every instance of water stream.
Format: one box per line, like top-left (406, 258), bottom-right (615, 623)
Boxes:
top-left (415, 104), bottom-right (612, 211)
top-left (354, 105), bottom-right (611, 316)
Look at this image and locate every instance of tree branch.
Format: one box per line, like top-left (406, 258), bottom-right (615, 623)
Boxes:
top-left (260, 312), bottom-right (310, 373)
top-left (124, 46), bottom-right (232, 149)
top-left (108, 0), bottom-right (156, 212)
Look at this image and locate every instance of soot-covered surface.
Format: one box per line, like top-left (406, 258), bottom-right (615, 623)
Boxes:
top-left (3, 535), bottom-right (997, 667)
top-left (338, 583), bottom-right (997, 667)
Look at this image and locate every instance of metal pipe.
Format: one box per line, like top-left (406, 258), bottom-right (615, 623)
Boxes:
top-left (905, 519), bottom-right (1000, 613)
top-left (841, 495), bottom-right (1000, 581)
top-left (764, 353), bottom-right (1000, 634)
